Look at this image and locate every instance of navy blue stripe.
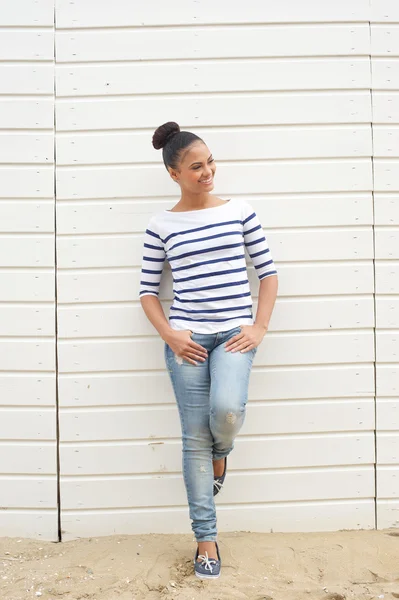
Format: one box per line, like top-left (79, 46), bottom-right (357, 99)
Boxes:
top-left (140, 290), bottom-right (159, 295)
top-left (174, 279), bottom-right (248, 295)
top-left (144, 242), bottom-right (164, 251)
top-left (259, 270), bottom-right (277, 278)
top-left (172, 253), bottom-right (245, 273)
top-left (142, 268), bottom-right (163, 274)
top-left (146, 228), bottom-right (161, 240)
top-left (243, 212), bottom-right (255, 225)
top-left (169, 314), bottom-right (252, 323)
top-left (169, 230), bottom-right (242, 251)
top-left (249, 248), bottom-right (270, 259)
top-left (140, 280), bottom-right (158, 286)
top-left (143, 256), bottom-right (165, 263)
top-left (256, 260), bottom-right (274, 270)
top-left (174, 291), bottom-right (251, 304)
top-left (170, 304), bottom-right (252, 314)
top-left (163, 219), bottom-right (243, 244)
top-left (169, 242), bottom-right (244, 263)
top-left (174, 266), bottom-right (247, 284)
top-left (245, 236), bottom-right (266, 248)
top-left (244, 224), bottom-right (261, 235)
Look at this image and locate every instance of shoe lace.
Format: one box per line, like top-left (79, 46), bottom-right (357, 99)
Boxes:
top-left (213, 479), bottom-right (223, 492)
top-left (197, 550), bottom-right (217, 573)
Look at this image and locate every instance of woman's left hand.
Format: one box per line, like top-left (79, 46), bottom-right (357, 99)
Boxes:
top-left (224, 323), bottom-right (267, 353)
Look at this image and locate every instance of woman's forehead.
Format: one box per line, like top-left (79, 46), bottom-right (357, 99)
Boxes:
top-left (180, 141), bottom-right (210, 165)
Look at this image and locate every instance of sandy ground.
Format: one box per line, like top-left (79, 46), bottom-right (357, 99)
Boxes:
top-left (1, 529), bottom-right (399, 600)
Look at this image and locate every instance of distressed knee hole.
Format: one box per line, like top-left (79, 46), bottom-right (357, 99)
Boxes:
top-left (199, 465), bottom-right (207, 473)
top-left (226, 412), bottom-right (237, 424)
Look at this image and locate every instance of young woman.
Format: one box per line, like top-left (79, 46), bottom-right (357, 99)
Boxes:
top-left (139, 122), bottom-right (278, 579)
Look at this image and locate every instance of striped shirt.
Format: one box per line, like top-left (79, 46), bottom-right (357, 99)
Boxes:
top-left (139, 198), bottom-right (277, 334)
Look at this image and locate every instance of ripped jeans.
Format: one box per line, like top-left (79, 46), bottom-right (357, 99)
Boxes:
top-left (164, 326), bottom-right (257, 542)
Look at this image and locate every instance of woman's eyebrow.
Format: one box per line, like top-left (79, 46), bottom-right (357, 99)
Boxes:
top-left (189, 154), bottom-right (213, 167)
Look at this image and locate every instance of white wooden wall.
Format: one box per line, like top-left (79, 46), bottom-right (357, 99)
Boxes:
top-left (372, 0), bottom-right (399, 529)
top-left (2, 0), bottom-right (398, 542)
top-left (0, 1), bottom-right (57, 540)
top-left (55, 0), bottom-right (377, 540)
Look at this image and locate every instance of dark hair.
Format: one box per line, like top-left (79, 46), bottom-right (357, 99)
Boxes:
top-left (152, 121), bottom-right (203, 170)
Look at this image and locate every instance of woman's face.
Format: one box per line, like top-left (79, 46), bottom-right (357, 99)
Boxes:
top-left (169, 141), bottom-right (216, 194)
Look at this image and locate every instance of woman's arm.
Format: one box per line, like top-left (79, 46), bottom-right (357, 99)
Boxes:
top-left (140, 295), bottom-right (208, 365)
top-left (254, 273), bottom-right (278, 332)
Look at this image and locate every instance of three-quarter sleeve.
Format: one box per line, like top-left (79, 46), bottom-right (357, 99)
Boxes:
top-left (139, 220), bottom-right (166, 298)
top-left (242, 202), bottom-right (277, 280)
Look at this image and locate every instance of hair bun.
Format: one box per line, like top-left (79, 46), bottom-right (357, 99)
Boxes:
top-left (152, 121), bottom-right (180, 150)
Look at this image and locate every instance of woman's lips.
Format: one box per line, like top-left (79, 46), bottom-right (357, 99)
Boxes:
top-left (199, 176), bottom-right (213, 184)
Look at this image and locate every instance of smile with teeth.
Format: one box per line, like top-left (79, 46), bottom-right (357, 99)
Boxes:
top-left (199, 176), bottom-right (213, 184)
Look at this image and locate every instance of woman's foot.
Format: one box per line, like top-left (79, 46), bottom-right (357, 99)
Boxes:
top-left (213, 457), bottom-right (226, 477)
top-left (196, 541), bottom-right (218, 561)
top-left (194, 541), bottom-right (221, 579)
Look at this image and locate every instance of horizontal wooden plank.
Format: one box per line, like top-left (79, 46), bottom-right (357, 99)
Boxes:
top-left (58, 331), bottom-right (374, 373)
top-left (0, 0), bottom-right (53, 26)
top-left (377, 466), bottom-right (399, 498)
top-left (371, 0), bottom-right (399, 23)
top-left (57, 126), bottom-right (372, 165)
top-left (0, 478), bottom-right (56, 509)
top-left (0, 134), bottom-right (54, 164)
top-left (0, 237), bottom-right (54, 267)
top-left (59, 433), bottom-right (375, 475)
top-left (373, 126), bottom-right (399, 157)
top-left (58, 366), bottom-right (374, 407)
top-left (0, 375), bottom-right (55, 406)
top-left (56, 194), bottom-right (373, 234)
top-left (0, 340), bottom-right (55, 372)
top-left (372, 59), bottom-right (399, 90)
top-left (57, 228), bottom-right (373, 268)
top-left (377, 399), bottom-right (399, 430)
top-left (0, 271), bottom-right (54, 302)
top-left (371, 25), bottom-right (399, 56)
top-left (375, 227), bottom-right (399, 259)
top-left (375, 160), bottom-right (399, 192)
top-left (0, 444), bottom-right (56, 474)
top-left (0, 168), bottom-right (53, 199)
top-left (374, 194), bottom-right (399, 224)
top-left (0, 305), bottom-right (54, 336)
top-left (0, 65), bottom-right (53, 95)
top-left (61, 499), bottom-right (375, 540)
top-left (56, 160), bottom-right (372, 199)
top-left (57, 58), bottom-right (371, 98)
top-left (376, 261), bottom-right (399, 293)
top-left (57, 262), bottom-right (374, 304)
top-left (376, 296), bottom-right (399, 328)
top-left (56, 0), bottom-right (370, 28)
top-left (377, 500), bottom-right (399, 529)
top-left (0, 30), bottom-right (53, 61)
top-left (372, 91), bottom-right (399, 123)
top-left (0, 512), bottom-right (57, 541)
top-left (0, 202), bottom-right (54, 233)
top-left (60, 400), bottom-right (374, 442)
top-left (377, 432), bottom-right (399, 464)
top-left (376, 331), bottom-right (399, 362)
top-left (57, 91), bottom-right (372, 131)
top-left (58, 297), bottom-right (374, 338)
top-left (376, 364), bottom-right (399, 396)
top-left (0, 409), bottom-right (55, 440)
top-left (61, 467), bottom-right (374, 510)
top-left (57, 24), bottom-right (370, 62)
top-left (0, 98), bottom-right (54, 130)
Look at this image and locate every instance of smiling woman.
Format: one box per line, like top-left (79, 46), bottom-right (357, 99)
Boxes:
top-left (139, 121), bottom-right (278, 579)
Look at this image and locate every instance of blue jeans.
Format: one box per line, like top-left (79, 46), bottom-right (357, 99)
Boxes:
top-left (164, 326), bottom-right (257, 542)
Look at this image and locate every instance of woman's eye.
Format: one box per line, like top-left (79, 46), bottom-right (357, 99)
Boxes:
top-left (209, 158), bottom-right (214, 163)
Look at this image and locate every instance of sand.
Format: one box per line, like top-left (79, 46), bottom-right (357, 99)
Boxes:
top-left (1, 529), bottom-right (399, 600)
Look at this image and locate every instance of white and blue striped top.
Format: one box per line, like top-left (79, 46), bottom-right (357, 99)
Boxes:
top-left (139, 198), bottom-right (277, 334)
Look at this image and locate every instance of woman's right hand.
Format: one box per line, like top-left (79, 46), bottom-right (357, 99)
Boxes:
top-left (164, 330), bottom-right (208, 366)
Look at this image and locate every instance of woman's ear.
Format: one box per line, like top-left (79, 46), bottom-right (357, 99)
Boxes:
top-left (168, 168), bottom-right (179, 183)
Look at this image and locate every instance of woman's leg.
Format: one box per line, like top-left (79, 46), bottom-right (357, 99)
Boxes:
top-left (209, 327), bottom-right (257, 461)
top-left (164, 338), bottom-right (217, 542)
